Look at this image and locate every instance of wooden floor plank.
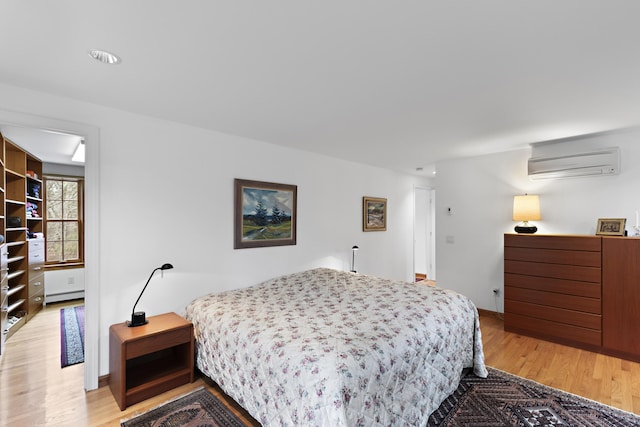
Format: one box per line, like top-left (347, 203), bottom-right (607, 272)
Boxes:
top-left (1, 302), bottom-right (638, 426)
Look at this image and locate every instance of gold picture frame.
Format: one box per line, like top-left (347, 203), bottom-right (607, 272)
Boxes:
top-left (363, 196), bottom-right (387, 231)
top-left (596, 218), bottom-right (626, 236)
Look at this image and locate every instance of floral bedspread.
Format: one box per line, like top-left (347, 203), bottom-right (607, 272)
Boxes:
top-left (184, 268), bottom-right (487, 426)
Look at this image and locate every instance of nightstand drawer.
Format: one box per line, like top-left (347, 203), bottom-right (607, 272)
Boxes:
top-left (126, 327), bottom-right (192, 359)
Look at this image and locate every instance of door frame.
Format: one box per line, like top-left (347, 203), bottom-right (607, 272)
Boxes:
top-left (0, 108), bottom-right (101, 390)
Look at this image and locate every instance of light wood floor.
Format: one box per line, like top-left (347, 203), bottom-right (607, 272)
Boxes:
top-left (1, 302), bottom-right (638, 426)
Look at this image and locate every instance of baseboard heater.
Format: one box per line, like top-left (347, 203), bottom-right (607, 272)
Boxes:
top-left (45, 290), bottom-right (85, 304)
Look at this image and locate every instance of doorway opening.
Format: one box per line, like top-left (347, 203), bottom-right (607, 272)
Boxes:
top-left (414, 186), bottom-right (435, 285)
top-left (0, 109), bottom-right (100, 391)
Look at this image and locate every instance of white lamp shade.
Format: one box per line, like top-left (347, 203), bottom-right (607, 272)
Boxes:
top-left (513, 194), bottom-right (541, 221)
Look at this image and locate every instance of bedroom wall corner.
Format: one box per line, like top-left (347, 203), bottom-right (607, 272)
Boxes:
top-left (435, 127), bottom-right (640, 312)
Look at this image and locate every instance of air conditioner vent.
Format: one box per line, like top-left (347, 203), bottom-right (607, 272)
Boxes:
top-left (528, 147), bottom-right (620, 180)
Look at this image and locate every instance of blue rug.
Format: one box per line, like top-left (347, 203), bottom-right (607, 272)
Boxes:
top-left (60, 305), bottom-right (84, 368)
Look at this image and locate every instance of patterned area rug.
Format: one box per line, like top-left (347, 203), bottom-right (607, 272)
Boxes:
top-left (428, 367), bottom-right (640, 426)
top-left (60, 305), bottom-right (84, 368)
top-left (120, 387), bottom-right (246, 427)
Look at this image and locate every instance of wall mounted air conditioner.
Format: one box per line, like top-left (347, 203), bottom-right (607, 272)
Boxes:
top-left (528, 147), bottom-right (620, 180)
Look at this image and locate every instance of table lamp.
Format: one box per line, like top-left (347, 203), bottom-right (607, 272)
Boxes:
top-left (513, 194), bottom-right (541, 234)
top-left (128, 263), bottom-right (174, 327)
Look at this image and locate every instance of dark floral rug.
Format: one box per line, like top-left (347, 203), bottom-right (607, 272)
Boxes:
top-left (120, 387), bottom-right (246, 427)
top-left (120, 368), bottom-right (640, 426)
top-left (428, 367), bottom-right (640, 426)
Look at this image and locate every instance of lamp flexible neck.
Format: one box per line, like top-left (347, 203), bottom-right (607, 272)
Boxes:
top-left (131, 267), bottom-right (161, 316)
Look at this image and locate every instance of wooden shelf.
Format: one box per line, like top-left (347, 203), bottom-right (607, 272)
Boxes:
top-left (5, 315), bottom-right (25, 341)
top-left (6, 284), bottom-right (26, 298)
top-left (5, 241), bottom-right (25, 248)
top-left (7, 299), bottom-right (26, 314)
top-left (7, 270), bottom-right (25, 281)
top-left (4, 169), bottom-right (24, 179)
top-left (8, 256), bottom-right (25, 264)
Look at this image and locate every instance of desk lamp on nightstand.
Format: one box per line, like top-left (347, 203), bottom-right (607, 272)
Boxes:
top-left (128, 263), bottom-right (174, 327)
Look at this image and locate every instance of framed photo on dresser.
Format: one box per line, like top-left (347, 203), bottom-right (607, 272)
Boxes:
top-left (596, 218), bottom-right (626, 236)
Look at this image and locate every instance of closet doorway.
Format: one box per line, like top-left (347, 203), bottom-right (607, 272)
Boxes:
top-left (414, 186), bottom-right (435, 284)
top-left (0, 110), bottom-right (100, 391)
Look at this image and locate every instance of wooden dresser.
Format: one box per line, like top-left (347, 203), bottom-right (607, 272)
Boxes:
top-left (602, 237), bottom-right (640, 361)
top-left (504, 234), bottom-right (602, 351)
top-left (504, 233), bottom-right (640, 362)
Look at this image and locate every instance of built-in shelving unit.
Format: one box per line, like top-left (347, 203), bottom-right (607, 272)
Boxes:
top-left (0, 133), bottom-right (45, 352)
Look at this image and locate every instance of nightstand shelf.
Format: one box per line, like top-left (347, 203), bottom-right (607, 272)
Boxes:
top-left (109, 312), bottom-right (194, 410)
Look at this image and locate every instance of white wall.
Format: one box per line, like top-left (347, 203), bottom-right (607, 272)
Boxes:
top-left (0, 83), bottom-right (431, 379)
top-left (435, 127), bottom-right (640, 312)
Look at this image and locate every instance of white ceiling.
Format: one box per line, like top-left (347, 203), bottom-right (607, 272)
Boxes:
top-left (1, 1), bottom-right (640, 174)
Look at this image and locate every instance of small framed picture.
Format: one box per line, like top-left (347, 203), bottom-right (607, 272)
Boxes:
top-left (363, 196), bottom-right (387, 231)
top-left (596, 218), bottom-right (626, 236)
top-left (234, 179), bottom-right (297, 249)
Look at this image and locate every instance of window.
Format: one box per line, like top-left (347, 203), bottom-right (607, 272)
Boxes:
top-left (44, 176), bottom-right (84, 267)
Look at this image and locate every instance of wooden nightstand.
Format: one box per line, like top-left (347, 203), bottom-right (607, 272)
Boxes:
top-left (109, 312), bottom-right (194, 410)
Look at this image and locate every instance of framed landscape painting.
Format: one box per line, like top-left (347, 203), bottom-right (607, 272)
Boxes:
top-left (234, 179), bottom-right (297, 249)
top-left (363, 196), bottom-right (387, 231)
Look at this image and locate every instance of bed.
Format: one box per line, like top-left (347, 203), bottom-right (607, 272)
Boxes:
top-left (184, 268), bottom-right (487, 426)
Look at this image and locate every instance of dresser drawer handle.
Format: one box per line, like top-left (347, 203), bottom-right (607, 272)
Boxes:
top-left (34, 297), bottom-right (42, 303)
top-left (33, 267), bottom-right (42, 271)
top-left (34, 282), bottom-right (42, 287)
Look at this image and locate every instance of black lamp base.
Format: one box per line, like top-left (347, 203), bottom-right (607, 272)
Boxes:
top-left (515, 225), bottom-right (538, 234)
top-left (128, 311), bottom-right (148, 327)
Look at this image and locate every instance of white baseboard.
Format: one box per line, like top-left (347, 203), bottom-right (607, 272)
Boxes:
top-left (45, 291), bottom-right (85, 304)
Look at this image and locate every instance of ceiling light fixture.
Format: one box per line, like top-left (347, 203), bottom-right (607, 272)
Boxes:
top-left (88, 49), bottom-right (122, 65)
top-left (72, 140), bottom-right (85, 163)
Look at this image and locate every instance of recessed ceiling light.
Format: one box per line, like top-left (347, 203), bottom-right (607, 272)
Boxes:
top-left (88, 49), bottom-right (122, 65)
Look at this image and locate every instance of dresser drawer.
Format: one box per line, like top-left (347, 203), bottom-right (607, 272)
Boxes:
top-left (504, 234), bottom-right (602, 252)
top-left (28, 291), bottom-right (45, 318)
top-left (29, 275), bottom-right (45, 295)
top-left (29, 262), bottom-right (44, 279)
top-left (29, 249), bottom-right (44, 264)
top-left (504, 259), bottom-right (601, 283)
top-left (505, 312), bottom-right (602, 348)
